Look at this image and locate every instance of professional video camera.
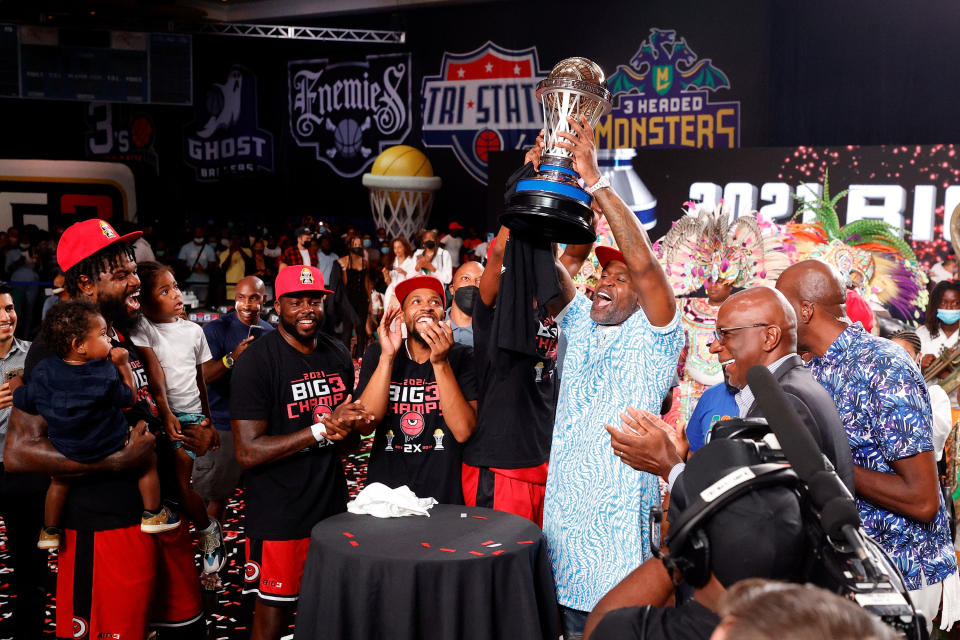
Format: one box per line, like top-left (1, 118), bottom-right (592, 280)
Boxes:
top-left (657, 366), bottom-right (927, 639)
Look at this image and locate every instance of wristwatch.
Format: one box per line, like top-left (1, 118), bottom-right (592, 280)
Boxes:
top-left (222, 355), bottom-right (235, 369)
top-left (585, 175), bottom-right (611, 195)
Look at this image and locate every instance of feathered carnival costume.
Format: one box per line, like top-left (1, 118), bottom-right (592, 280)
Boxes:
top-left (657, 203), bottom-right (795, 424)
top-left (786, 172), bottom-right (928, 324)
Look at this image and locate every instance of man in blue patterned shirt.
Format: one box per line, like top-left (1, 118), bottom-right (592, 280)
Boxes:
top-left (536, 116), bottom-right (683, 639)
top-left (777, 260), bottom-right (959, 632)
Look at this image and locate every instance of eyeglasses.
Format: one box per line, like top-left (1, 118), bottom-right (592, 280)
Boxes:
top-left (713, 323), bottom-right (769, 344)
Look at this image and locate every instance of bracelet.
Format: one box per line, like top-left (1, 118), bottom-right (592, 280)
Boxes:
top-left (310, 420), bottom-right (328, 442)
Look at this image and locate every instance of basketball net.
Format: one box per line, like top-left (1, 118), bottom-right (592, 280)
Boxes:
top-left (362, 174), bottom-right (442, 240)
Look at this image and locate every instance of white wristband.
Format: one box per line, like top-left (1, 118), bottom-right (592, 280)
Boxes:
top-left (311, 421), bottom-right (328, 442)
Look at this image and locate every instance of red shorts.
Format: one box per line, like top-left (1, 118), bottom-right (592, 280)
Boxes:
top-left (243, 537), bottom-right (311, 607)
top-left (56, 523), bottom-right (203, 640)
top-left (462, 462), bottom-right (549, 528)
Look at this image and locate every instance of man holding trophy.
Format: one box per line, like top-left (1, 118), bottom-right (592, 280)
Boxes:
top-left (499, 58), bottom-right (683, 639)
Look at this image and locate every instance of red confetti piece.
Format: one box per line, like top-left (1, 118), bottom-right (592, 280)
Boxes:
top-left (517, 540), bottom-right (533, 545)
top-left (481, 540), bottom-right (495, 546)
top-left (342, 532), bottom-right (354, 538)
top-left (421, 542), bottom-right (431, 548)
top-left (471, 515), bottom-right (488, 520)
top-left (469, 551), bottom-right (485, 556)
top-left (440, 548), bottom-right (457, 553)
top-left (493, 550), bottom-right (505, 555)
top-left (349, 540), bottom-right (359, 547)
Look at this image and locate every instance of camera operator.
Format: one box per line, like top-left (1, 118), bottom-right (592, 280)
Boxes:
top-left (587, 439), bottom-right (807, 640)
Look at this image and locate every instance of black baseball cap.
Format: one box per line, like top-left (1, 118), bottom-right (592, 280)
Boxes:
top-left (295, 226), bottom-right (313, 237)
top-left (669, 439), bottom-right (806, 587)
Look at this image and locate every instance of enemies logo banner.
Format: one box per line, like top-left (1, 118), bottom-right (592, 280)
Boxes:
top-left (288, 53), bottom-right (411, 178)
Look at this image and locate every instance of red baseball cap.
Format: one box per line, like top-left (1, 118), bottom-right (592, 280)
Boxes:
top-left (395, 275), bottom-right (446, 306)
top-left (57, 219), bottom-right (142, 272)
top-left (274, 265), bottom-right (332, 299)
top-left (449, 222), bottom-right (464, 231)
top-left (595, 246), bottom-right (626, 269)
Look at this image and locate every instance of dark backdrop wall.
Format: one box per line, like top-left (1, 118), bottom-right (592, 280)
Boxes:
top-left (0, 0), bottom-right (957, 237)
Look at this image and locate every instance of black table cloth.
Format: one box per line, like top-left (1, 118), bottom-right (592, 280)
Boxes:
top-left (294, 504), bottom-right (559, 640)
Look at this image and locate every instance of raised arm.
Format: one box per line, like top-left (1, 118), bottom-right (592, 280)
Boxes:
top-left (355, 306), bottom-right (404, 434)
top-left (479, 226), bottom-right (511, 307)
top-left (556, 115), bottom-right (676, 326)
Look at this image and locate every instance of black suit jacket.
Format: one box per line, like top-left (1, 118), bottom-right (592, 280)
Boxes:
top-left (747, 355), bottom-right (856, 494)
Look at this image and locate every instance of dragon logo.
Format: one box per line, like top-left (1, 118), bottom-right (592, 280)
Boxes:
top-left (596, 28), bottom-right (740, 150)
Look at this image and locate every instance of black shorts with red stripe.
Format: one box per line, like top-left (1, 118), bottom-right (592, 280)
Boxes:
top-left (243, 537), bottom-right (311, 607)
top-left (56, 524), bottom-right (203, 640)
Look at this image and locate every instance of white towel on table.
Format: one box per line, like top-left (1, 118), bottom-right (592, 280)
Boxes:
top-left (346, 483), bottom-right (438, 518)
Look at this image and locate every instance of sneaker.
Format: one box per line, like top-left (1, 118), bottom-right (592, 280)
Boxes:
top-left (199, 518), bottom-right (225, 574)
top-left (141, 506), bottom-right (182, 533)
top-left (37, 526), bottom-right (61, 549)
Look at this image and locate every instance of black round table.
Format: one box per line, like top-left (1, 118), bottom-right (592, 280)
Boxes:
top-left (294, 505), bottom-right (558, 640)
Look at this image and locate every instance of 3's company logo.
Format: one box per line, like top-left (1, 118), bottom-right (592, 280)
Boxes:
top-left (244, 560), bottom-right (261, 583)
top-left (86, 103), bottom-right (158, 172)
top-left (288, 53), bottom-right (411, 178)
top-left (72, 615), bottom-right (88, 639)
top-left (421, 41), bottom-right (548, 184)
top-left (184, 65), bottom-right (274, 181)
top-left (598, 28), bottom-right (740, 150)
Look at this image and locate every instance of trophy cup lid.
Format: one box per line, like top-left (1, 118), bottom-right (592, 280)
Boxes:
top-left (536, 57), bottom-right (612, 105)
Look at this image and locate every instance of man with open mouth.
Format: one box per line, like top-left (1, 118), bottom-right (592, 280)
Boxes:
top-left (530, 115), bottom-right (685, 640)
top-left (355, 274), bottom-right (478, 505)
top-left (6, 218), bottom-right (214, 640)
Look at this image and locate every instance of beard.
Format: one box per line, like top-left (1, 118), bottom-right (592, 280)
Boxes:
top-left (280, 314), bottom-right (320, 342)
top-left (99, 291), bottom-right (140, 335)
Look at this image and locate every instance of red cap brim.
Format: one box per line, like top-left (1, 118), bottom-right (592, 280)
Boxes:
top-left (395, 275), bottom-right (446, 307)
top-left (595, 246), bottom-right (626, 270)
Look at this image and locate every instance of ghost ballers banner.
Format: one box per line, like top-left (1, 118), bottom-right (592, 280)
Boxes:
top-left (633, 144), bottom-right (960, 266)
top-left (288, 53), bottom-right (412, 178)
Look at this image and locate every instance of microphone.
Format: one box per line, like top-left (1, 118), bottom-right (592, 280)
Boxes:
top-left (745, 365), bottom-right (861, 539)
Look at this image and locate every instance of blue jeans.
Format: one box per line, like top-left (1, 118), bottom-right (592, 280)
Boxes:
top-left (561, 606), bottom-right (589, 640)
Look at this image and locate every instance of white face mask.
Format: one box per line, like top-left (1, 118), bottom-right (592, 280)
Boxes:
top-left (194, 237), bottom-right (204, 244)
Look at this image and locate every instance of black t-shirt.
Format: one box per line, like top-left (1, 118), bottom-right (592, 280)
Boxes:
top-left (591, 603), bottom-right (720, 640)
top-left (230, 330), bottom-right (354, 540)
top-left (23, 332), bottom-right (167, 531)
top-left (463, 298), bottom-right (558, 468)
top-left (356, 341), bottom-right (478, 505)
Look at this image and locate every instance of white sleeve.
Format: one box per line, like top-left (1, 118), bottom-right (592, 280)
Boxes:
top-left (195, 324), bottom-right (214, 365)
top-left (130, 317), bottom-right (160, 349)
top-left (928, 384), bottom-right (954, 461)
top-left (435, 249), bottom-right (453, 285)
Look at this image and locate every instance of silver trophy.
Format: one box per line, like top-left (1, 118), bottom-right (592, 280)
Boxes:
top-left (501, 57), bottom-right (612, 244)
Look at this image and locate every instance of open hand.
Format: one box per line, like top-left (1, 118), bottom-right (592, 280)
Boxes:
top-left (554, 115), bottom-right (601, 186)
top-left (378, 305), bottom-right (403, 357)
top-left (420, 320), bottom-right (454, 364)
top-left (605, 406), bottom-right (684, 480)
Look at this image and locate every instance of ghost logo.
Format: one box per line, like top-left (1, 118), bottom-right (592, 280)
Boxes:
top-left (400, 411), bottom-right (425, 439)
top-left (300, 268), bottom-right (314, 285)
top-left (184, 65), bottom-right (275, 181)
top-left (72, 616), bottom-right (88, 639)
top-left (421, 41), bottom-right (549, 184)
top-left (288, 53), bottom-right (411, 178)
top-left (98, 220), bottom-right (116, 239)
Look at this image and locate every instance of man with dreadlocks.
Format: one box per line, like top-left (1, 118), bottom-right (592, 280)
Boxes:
top-left (5, 219), bottom-right (211, 639)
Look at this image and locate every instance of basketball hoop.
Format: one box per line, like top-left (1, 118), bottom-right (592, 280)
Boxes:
top-left (362, 173), bottom-right (442, 240)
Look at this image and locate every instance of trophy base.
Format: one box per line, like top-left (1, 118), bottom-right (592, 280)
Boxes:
top-left (501, 184), bottom-right (596, 245)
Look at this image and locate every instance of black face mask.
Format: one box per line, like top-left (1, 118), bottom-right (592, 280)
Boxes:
top-left (424, 241), bottom-right (437, 250)
top-left (454, 285), bottom-right (479, 313)
top-left (350, 246), bottom-right (364, 255)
